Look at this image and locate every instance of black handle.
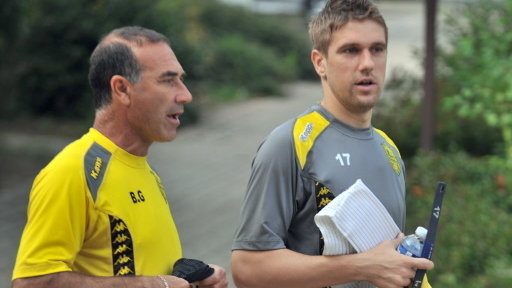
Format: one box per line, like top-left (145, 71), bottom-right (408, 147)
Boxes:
top-left (411, 182), bottom-right (447, 288)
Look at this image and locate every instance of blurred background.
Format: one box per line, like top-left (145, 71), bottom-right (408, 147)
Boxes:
top-left (1, 0), bottom-right (512, 287)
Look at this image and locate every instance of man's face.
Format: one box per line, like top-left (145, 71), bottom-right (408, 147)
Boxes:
top-left (313, 19), bottom-right (387, 121)
top-left (127, 42), bottom-right (192, 144)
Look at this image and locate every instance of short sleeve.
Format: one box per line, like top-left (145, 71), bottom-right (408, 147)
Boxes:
top-left (232, 121), bottom-right (299, 250)
top-left (12, 158), bottom-right (90, 279)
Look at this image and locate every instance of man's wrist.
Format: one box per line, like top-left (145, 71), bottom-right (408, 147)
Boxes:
top-left (157, 275), bottom-right (170, 288)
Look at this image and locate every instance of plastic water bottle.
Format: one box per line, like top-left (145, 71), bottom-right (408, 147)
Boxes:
top-left (397, 226), bottom-right (428, 258)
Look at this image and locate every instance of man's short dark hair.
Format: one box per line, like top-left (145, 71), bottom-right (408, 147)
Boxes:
top-left (88, 26), bottom-right (170, 109)
top-left (308, 0), bottom-right (388, 56)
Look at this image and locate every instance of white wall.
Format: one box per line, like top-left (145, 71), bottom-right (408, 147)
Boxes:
top-left (218, 0), bottom-right (304, 15)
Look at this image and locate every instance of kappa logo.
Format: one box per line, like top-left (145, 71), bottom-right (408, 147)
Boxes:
top-left (110, 215), bottom-right (135, 276)
top-left (314, 181), bottom-right (335, 254)
top-left (112, 222), bottom-right (128, 232)
top-left (315, 182), bottom-right (334, 210)
top-left (113, 234), bottom-right (130, 244)
top-left (114, 254), bottom-right (133, 265)
top-left (90, 157), bottom-right (103, 179)
top-left (113, 244), bottom-right (132, 254)
top-left (116, 266), bottom-right (135, 276)
top-left (299, 123), bottom-right (314, 142)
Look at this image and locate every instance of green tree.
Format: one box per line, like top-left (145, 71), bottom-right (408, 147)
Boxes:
top-left (406, 152), bottom-right (512, 287)
top-left (0, 0), bottom-right (22, 117)
top-left (2, 0), bottom-right (311, 122)
top-left (440, 0), bottom-right (512, 164)
top-left (12, 0), bottom-right (167, 119)
top-left (158, 0), bottom-right (312, 99)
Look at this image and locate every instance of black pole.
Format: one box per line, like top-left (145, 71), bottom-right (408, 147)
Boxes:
top-left (421, 0), bottom-right (437, 152)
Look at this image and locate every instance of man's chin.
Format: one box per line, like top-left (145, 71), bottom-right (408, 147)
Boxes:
top-left (357, 95), bottom-right (379, 110)
top-left (156, 133), bottom-right (177, 143)
top-left (354, 99), bottom-right (377, 113)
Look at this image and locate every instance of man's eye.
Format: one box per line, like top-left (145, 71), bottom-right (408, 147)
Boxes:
top-left (344, 48), bottom-right (358, 54)
top-left (372, 46), bottom-right (385, 53)
top-left (160, 78), bottom-right (175, 84)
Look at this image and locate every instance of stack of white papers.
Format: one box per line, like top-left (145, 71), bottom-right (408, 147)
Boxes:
top-left (314, 179), bottom-right (401, 288)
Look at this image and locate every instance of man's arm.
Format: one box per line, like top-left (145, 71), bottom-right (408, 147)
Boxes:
top-left (231, 236), bottom-right (434, 288)
top-left (11, 271), bottom-right (190, 288)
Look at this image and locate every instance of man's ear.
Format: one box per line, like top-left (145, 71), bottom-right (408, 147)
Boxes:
top-left (110, 75), bottom-right (131, 105)
top-left (311, 49), bottom-right (326, 78)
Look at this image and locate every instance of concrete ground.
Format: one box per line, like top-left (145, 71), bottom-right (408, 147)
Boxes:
top-left (0, 1), bottom-right (458, 287)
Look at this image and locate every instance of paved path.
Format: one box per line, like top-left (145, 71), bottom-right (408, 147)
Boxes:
top-left (149, 82), bottom-right (321, 281)
top-left (1, 1), bottom-right (457, 286)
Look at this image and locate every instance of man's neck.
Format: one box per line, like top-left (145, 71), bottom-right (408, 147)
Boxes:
top-left (319, 100), bottom-right (372, 128)
top-left (92, 108), bottom-right (150, 156)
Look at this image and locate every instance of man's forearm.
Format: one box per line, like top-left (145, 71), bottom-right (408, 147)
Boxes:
top-left (231, 238), bottom-right (434, 288)
top-left (231, 249), bottom-right (363, 288)
top-left (11, 271), bottom-right (185, 288)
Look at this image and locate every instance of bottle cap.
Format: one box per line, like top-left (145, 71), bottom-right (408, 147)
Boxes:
top-left (415, 226), bottom-right (428, 241)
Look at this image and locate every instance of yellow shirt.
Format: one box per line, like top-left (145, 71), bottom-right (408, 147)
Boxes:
top-left (13, 128), bottom-right (182, 278)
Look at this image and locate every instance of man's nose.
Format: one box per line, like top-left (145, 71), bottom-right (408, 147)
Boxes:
top-left (359, 50), bottom-right (375, 73)
top-left (176, 82), bottom-right (193, 104)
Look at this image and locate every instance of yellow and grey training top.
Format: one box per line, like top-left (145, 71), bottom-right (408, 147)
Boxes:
top-left (13, 128), bottom-right (182, 279)
top-left (233, 105), bottom-right (406, 255)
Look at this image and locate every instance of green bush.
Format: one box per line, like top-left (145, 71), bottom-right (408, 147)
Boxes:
top-left (438, 0), bottom-right (512, 163)
top-left (158, 0), bottom-right (313, 101)
top-left (374, 68), bottom-right (423, 158)
top-left (373, 5), bottom-right (512, 280)
top-left (374, 68), bottom-right (503, 159)
top-left (0, 0), bottom-right (23, 118)
top-left (405, 152), bottom-right (512, 287)
top-left (1, 0), bottom-right (313, 123)
top-left (8, 0), bottom-right (168, 120)
top-left (188, 0), bottom-right (314, 80)
top-left (202, 34), bottom-right (297, 98)
top-left (375, 0), bottom-right (512, 160)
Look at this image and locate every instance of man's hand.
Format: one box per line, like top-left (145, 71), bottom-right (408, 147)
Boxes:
top-left (190, 264), bottom-right (228, 288)
top-left (362, 234), bottom-right (434, 288)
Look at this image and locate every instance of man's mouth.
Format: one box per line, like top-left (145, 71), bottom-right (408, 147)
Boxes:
top-left (167, 112), bottom-right (182, 120)
top-left (357, 80), bottom-right (375, 86)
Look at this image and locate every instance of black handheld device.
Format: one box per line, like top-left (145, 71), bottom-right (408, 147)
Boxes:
top-left (411, 182), bottom-right (447, 288)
